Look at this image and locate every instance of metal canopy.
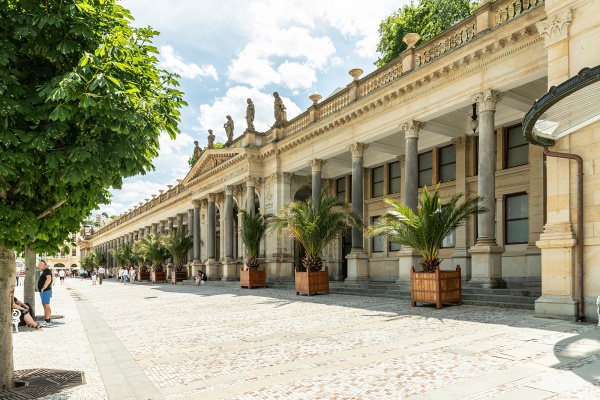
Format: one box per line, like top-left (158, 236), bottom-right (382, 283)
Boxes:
top-left (523, 66), bottom-right (600, 146)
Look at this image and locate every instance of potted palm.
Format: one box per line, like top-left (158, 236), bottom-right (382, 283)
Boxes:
top-left (366, 186), bottom-right (485, 309)
top-left (132, 241), bottom-right (150, 281)
top-left (138, 233), bottom-right (169, 283)
top-left (239, 210), bottom-right (269, 289)
top-left (161, 231), bottom-right (193, 284)
top-left (270, 190), bottom-right (361, 296)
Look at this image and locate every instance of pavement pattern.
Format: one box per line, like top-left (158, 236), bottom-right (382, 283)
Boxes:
top-left (11, 278), bottom-right (600, 400)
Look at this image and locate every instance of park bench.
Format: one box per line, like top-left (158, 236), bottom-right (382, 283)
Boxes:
top-left (12, 310), bottom-right (21, 333)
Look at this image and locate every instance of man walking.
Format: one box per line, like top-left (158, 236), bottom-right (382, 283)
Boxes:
top-left (37, 260), bottom-right (53, 327)
top-left (98, 265), bottom-right (105, 285)
top-left (58, 269), bottom-right (65, 285)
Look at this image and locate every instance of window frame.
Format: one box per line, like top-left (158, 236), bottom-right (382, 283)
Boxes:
top-left (438, 144), bottom-right (456, 183)
top-left (371, 216), bottom-right (384, 253)
top-left (372, 166), bottom-right (384, 198)
top-left (504, 123), bottom-right (529, 169)
top-left (418, 151), bottom-right (433, 188)
top-left (505, 192), bottom-right (529, 244)
top-left (336, 177), bottom-right (346, 201)
top-left (388, 161), bottom-right (401, 194)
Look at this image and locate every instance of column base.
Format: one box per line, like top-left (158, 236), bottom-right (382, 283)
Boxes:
top-left (221, 261), bottom-right (240, 281)
top-left (344, 251), bottom-right (369, 283)
top-left (468, 243), bottom-right (506, 288)
top-left (535, 295), bottom-right (578, 321)
top-left (451, 247), bottom-right (471, 283)
top-left (205, 259), bottom-right (221, 281)
top-left (396, 247), bottom-right (421, 286)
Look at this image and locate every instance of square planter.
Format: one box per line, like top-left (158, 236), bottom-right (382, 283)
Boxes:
top-left (139, 268), bottom-right (150, 282)
top-left (240, 268), bottom-right (266, 289)
top-left (174, 270), bottom-right (188, 283)
top-left (295, 266), bottom-right (329, 296)
top-left (410, 265), bottom-right (462, 309)
top-left (152, 270), bottom-right (167, 283)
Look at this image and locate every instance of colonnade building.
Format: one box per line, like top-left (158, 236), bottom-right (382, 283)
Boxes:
top-left (84, 0), bottom-right (600, 321)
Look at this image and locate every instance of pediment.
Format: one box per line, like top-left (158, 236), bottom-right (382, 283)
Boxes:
top-left (182, 148), bottom-right (244, 185)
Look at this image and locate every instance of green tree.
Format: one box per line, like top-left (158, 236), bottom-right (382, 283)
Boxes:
top-left (239, 210), bottom-right (269, 270)
top-left (161, 231), bottom-right (193, 270)
top-left (0, 0), bottom-right (185, 389)
top-left (269, 191), bottom-right (362, 272)
top-left (365, 186), bottom-right (486, 272)
top-left (375, 0), bottom-right (479, 67)
top-left (187, 142), bottom-right (226, 168)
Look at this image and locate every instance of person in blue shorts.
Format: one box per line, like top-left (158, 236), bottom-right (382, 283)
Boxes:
top-left (37, 260), bottom-right (53, 327)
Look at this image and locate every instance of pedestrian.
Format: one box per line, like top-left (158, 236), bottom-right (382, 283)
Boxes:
top-left (37, 260), bottom-right (53, 327)
top-left (129, 267), bottom-right (136, 284)
top-left (195, 270), bottom-right (207, 285)
top-left (58, 269), bottom-right (65, 285)
top-left (18, 268), bottom-right (25, 286)
top-left (91, 268), bottom-right (97, 285)
top-left (98, 265), bottom-right (105, 285)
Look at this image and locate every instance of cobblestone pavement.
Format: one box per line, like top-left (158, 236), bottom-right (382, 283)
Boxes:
top-left (12, 279), bottom-right (600, 399)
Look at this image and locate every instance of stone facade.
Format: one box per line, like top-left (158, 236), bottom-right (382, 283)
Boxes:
top-left (87, 0), bottom-right (600, 321)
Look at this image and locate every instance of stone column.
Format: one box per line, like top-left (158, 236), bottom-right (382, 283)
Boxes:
top-left (192, 200), bottom-right (202, 276)
top-left (469, 89), bottom-right (506, 288)
top-left (265, 172), bottom-right (295, 281)
top-left (308, 159), bottom-right (326, 209)
top-left (205, 193), bottom-right (219, 280)
top-left (222, 186), bottom-right (237, 281)
top-left (451, 136), bottom-right (473, 282)
top-left (345, 143), bottom-right (369, 283)
top-left (402, 120), bottom-right (423, 213)
top-left (397, 121), bottom-right (425, 285)
top-left (246, 177), bottom-right (257, 216)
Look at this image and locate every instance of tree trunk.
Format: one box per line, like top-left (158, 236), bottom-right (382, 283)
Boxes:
top-left (0, 245), bottom-right (16, 389)
top-left (24, 246), bottom-right (36, 314)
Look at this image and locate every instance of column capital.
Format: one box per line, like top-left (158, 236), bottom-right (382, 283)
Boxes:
top-left (401, 120), bottom-right (424, 139)
top-left (207, 193), bottom-right (216, 202)
top-left (473, 89), bottom-right (502, 113)
top-left (192, 199), bottom-right (202, 207)
top-left (536, 8), bottom-right (572, 47)
top-left (167, 217), bottom-right (175, 223)
top-left (245, 176), bottom-right (259, 187)
top-left (452, 136), bottom-right (472, 150)
top-left (398, 154), bottom-right (406, 167)
top-left (308, 159), bottom-right (327, 172)
top-left (348, 142), bottom-right (368, 158)
top-left (225, 185), bottom-right (234, 195)
top-left (188, 208), bottom-right (194, 216)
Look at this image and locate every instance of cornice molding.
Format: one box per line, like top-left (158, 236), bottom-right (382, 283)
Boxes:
top-left (536, 7), bottom-right (572, 47)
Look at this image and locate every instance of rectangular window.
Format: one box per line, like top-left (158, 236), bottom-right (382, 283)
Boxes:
top-left (371, 216), bottom-right (384, 253)
top-left (505, 124), bottom-right (528, 168)
top-left (418, 151), bottom-right (433, 187)
top-left (440, 205), bottom-right (456, 247)
top-left (336, 177), bottom-right (346, 200)
top-left (372, 166), bottom-right (384, 198)
top-left (389, 161), bottom-right (401, 194)
top-left (389, 241), bottom-right (401, 252)
top-left (439, 145), bottom-right (456, 182)
top-left (71, 249), bottom-right (76, 256)
top-left (506, 193), bottom-right (529, 244)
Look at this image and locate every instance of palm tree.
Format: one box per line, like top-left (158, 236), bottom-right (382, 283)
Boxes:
top-left (93, 250), bottom-right (107, 270)
top-left (269, 190), bottom-right (362, 271)
top-left (161, 231), bottom-right (193, 271)
top-left (366, 186), bottom-right (486, 272)
top-left (239, 210), bottom-right (269, 270)
top-left (137, 233), bottom-right (169, 272)
top-left (108, 247), bottom-right (125, 268)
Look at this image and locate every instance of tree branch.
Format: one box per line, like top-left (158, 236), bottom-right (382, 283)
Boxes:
top-left (36, 199), bottom-right (67, 219)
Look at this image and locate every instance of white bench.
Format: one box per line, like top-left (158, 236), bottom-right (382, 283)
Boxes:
top-left (12, 310), bottom-right (21, 333)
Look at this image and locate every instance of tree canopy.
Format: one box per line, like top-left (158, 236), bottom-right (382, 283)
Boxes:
top-left (0, 0), bottom-right (186, 389)
top-left (375, 0), bottom-right (480, 67)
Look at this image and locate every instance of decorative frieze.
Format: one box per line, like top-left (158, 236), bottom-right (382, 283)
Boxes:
top-left (536, 8), bottom-right (572, 47)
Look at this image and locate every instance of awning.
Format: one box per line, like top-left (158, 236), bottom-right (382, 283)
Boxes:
top-left (523, 66), bottom-right (600, 146)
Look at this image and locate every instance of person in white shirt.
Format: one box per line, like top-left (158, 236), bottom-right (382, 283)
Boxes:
top-left (129, 267), bottom-right (136, 284)
top-left (98, 266), bottom-right (105, 285)
top-left (58, 269), bottom-right (65, 285)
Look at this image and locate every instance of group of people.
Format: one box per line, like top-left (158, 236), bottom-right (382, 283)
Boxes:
top-left (118, 266), bottom-right (136, 284)
top-left (12, 259), bottom-right (54, 331)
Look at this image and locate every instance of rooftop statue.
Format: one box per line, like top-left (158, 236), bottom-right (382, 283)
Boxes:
top-left (192, 140), bottom-right (201, 164)
top-left (207, 129), bottom-right (215, 149)
top-left (246, 98), bottom-right (255, 132)
top-left (224, 115), bottom-right (234, 143)
top-left (273, 92), bottom-right (287, 128)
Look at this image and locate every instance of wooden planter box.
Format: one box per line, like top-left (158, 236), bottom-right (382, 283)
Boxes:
top-left (410, 265), bottom-right (462, 309)
top-left (295, 266), bottom-right (329, 296)
top-left (139, 269), bottom-right (150, 281)
top-left (240, 268), bottom-right (266, 289)
top-left (174, 271), bottom-right (188, 282)
top-left (152, 271), bottom-right (167, 283)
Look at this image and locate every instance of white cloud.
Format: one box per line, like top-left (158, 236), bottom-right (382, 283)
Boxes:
top-left (277, 62), bottom-right (316, 90)
top-left (198, 86), bottom-right (302, 138)
top-left (159, 45), bottom-right (218, 80)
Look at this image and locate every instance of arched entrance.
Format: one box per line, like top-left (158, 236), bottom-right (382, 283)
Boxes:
top-left (293, 186), bottom-right (312, 271)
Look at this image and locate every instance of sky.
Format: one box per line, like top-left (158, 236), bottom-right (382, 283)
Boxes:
top-left (98, 0), bottom-right (410, 217)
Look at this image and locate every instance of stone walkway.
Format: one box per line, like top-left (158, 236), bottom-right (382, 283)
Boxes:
top-left (11, 279), bottom-right (600, 399)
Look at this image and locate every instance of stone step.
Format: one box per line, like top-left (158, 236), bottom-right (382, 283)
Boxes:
top-left (462, 300), bottom-right (535, 310)
top-left (462, 294), bottom-right (538, 304)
